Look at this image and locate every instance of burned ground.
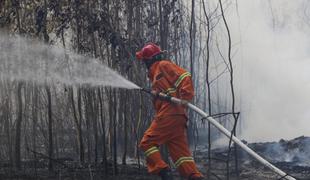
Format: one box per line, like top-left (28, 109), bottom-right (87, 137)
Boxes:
top-left (0, 136), bottom-right (309, 180)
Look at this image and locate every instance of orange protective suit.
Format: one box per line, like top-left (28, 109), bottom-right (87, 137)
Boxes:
top-left (139, 60), bottom-right (203, 179)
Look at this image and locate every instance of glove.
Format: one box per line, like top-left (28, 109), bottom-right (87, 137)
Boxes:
top-left (151, 90), bottom-right (161, 98)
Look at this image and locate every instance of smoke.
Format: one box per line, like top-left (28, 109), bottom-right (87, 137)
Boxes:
top-left (0, 33), bottom-right (140, 89)
top-left (245, 136), bottom-right (310, 166)
top-left (228, 0), bottom-right (310, 142)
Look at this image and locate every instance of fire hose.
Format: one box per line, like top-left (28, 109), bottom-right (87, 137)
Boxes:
top-left (141, 88), bottom-right (296, 180)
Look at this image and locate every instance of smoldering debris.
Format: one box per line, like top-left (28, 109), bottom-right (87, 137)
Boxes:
top-left (0, 137), bottom-right (309, 179)
top-left (195, 136), bottom-right (310, 179)
top-left (246, 136), bottom-right (310, 167)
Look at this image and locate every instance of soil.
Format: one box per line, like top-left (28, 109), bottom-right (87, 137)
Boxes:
top-left (1, 136), bottom-right (310, 180)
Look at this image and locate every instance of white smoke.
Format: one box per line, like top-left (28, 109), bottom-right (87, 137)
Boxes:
top-left (227, 0), bottom-right (310, 142)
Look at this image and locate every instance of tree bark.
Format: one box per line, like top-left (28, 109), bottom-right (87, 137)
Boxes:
top-left (98, 87), bottom-right (108, 175)
top-left (70, 87), bottom-right (85, 163)
top-left (202, 0), bottom-right (212, 178)
top-left (14, 82), bottom-right (23, 170)
top-left (45, 87), bottom-right (53, 171)
top-left (219, 0), bottom-right (239, 178)
top-left (122, 91), bottom-right (128, 165)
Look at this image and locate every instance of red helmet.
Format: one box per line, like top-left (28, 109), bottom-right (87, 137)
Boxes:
top-left (136, 43), bottom-right (162, 61)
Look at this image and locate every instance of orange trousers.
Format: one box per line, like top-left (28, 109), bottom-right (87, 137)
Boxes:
top-left (139, 115), bottom-right (203, 179)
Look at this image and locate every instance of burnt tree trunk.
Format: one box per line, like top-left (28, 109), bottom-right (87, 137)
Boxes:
top-left (98, 88), bottom-right (108, 175)
top-left (202, 1), bottom-right (212, 178)
top-left (122, 91), bottom-right (128, 165)
top-left (46, 87), bottom-right (54, 171)
top-left (70, 87), bottom-right (85, 163)
top-left (14, 82), bottom-right (23, 170)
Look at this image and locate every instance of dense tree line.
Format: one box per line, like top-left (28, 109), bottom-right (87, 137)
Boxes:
top-left (0, 0), bottom-right (241, 178)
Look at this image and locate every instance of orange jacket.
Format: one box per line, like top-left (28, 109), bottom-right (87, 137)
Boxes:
top-left (148, 60), bottom-right (194, 117)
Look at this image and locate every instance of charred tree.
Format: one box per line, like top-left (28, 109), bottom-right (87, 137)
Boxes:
top-left (219, 0), bottom-right (240, 178)
top-left (14, 82), bottom-right (23, 170)
top-left (202, 0), bottom-right (212, 178)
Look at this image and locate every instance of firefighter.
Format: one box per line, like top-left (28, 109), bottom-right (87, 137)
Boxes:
top-left (136, 43), bottom-right (204, 180)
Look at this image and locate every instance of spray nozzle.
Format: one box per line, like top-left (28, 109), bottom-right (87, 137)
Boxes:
top-left (140, 88), bottom-right (162, 98)
top-left (140, 87), bottom-right (152, 95)
top-left (140, 88), bottom-right (173, 102)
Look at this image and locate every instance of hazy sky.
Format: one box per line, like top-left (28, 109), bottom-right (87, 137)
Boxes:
top-left (227, 0), bottom-right (310, 142)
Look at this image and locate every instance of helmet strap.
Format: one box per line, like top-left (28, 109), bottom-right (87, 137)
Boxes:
top-left (144, 54), bottom-right (163, 69)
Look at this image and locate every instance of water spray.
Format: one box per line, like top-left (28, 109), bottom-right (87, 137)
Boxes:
top-left (0, 32), bottom-right (296, 179)
top-left (140, 88), bottom-right (296, 180)
top-left (0, 34), bottom-right (140, 89)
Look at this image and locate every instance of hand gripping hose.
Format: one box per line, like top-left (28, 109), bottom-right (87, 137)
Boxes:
top-left (141, 88), bottom-right (296, 180)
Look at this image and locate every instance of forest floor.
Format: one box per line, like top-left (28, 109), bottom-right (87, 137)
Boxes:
top-left (1, 161), bottom-right (309, 180)
top-left (1, 136), bottom-right (310, 180)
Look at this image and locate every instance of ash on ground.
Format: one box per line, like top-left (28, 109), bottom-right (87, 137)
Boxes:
top-left (194, 136), bottom-right (310, 180)
top-left (1, 136), bottom-right (310, 180)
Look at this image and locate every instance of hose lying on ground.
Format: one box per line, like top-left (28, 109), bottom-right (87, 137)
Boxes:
top-left (141, 88), bottom-right (296, 180)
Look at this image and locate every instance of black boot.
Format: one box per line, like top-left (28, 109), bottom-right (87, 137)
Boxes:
top-left (159, 168), bottom-right (173, 180)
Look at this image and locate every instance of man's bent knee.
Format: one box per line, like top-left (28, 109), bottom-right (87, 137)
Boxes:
top-left (139, 137), bottom-right (149, 151)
